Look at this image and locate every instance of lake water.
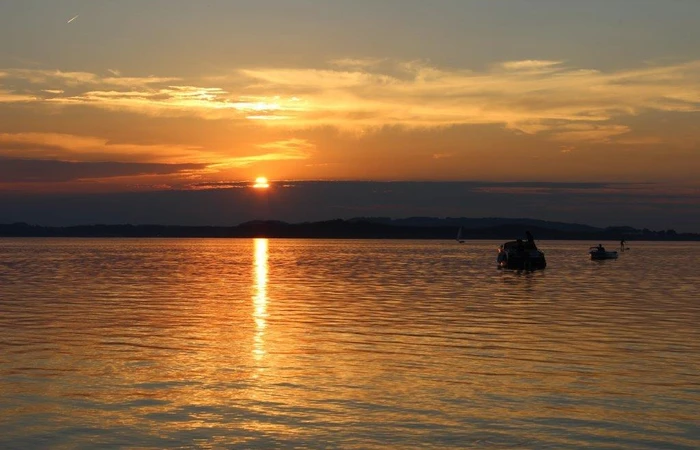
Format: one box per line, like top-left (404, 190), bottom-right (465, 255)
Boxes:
top-left (1, 239), bottom-right (698, 449)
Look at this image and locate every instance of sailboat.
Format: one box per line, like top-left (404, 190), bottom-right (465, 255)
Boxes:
top-left (456, 227), bottom-right (465, 243)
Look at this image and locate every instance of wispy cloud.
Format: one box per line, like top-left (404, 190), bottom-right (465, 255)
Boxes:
top-left (500, 60), bottom-right (564, 71)
top-left (470, 181), bottom-right (700, 205)
top-left (211, 138), bottom-right (314, 168)
top-left (0, 89), bottom-right (37, 102)
top-left (330, 57), bottom-right (385, 69)
top-left (0, 69), bottom-right (176, 87)
top-left (0, 157), bottom-right (206, 183)
top-left (548, 124), bottom-right (631, 143)
top-left (0, 132), bottom-right (316, 184)
top-left (0, 132), bottom-right (211, 164)
top-left (2, 59), bottom-right (700, 143)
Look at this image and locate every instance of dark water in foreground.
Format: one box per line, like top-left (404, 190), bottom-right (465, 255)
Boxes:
top-left (1, 239), bottom-right (698, 449)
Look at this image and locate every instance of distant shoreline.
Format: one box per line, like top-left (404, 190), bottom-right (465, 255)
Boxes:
top-left (2, 219), bottom-right (698, 241)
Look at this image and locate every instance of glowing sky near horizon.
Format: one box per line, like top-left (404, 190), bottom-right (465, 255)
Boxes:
top-left (0, 1), bottom-right (699, 206)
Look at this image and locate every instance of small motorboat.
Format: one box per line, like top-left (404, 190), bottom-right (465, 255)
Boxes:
top-left (589, 244), bottom-right (618, 260)
top-left (497, 232), bottom-right (546, 270)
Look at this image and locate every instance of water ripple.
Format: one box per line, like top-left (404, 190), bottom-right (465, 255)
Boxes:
top-left (1, 238), bottom-right (699, 448)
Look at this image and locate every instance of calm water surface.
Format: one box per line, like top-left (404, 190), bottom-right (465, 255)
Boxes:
top-left (1, 239), bottom-right (698, 449)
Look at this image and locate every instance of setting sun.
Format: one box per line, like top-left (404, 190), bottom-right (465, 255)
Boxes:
top-left (253, 177), bottom-right (270, 189)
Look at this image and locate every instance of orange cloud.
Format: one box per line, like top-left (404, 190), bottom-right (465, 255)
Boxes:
top-left (0, 89), bottom-right (37, 102)
top-left (2, 59), bottom-right (700, 145)
top-left (211, 138), bottom-right (313, 168)
top-left (499, 60), bottom-right (564, 71)
top-left (0, 132), bottom-right (210, 164)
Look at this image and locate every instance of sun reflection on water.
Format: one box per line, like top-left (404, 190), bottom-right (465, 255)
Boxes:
top-left (253, 238), bottom-right (268, 362)
top-left (1, 240), bottom-right (699, 448)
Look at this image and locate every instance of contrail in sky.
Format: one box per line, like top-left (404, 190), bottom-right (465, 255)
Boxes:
top-left (67, 14), bottom-right (79, 24)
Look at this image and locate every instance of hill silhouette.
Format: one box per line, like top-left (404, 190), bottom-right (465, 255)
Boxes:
top-left (0, 217), bottom-right (696, 240)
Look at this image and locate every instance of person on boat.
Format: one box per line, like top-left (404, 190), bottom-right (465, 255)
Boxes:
top-left (497, 245), bottom-right (506, 264)
top-left (525, 231), bottom-right (535, 249)
top-left (597, 244), bottom-right (605, 252)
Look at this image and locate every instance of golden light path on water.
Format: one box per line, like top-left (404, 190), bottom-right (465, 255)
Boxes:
top-left (253, 238), bottom-right (268, 363)
top-left (0, 239), bottom-right (699, 448)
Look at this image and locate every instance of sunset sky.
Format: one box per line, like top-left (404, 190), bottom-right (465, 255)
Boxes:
top-left (1, 0), bottom-right (699, 231)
